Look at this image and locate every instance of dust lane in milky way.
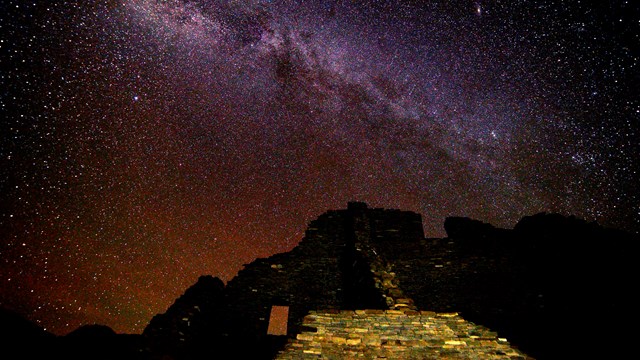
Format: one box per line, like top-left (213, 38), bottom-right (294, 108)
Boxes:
top-left (1, 0), bottom-right (638, 334)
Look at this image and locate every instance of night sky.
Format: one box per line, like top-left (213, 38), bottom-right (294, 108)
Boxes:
top-left (1, 0), bottom-right (638, 335)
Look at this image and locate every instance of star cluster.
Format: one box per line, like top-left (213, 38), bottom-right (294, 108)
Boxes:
top-left (1, 0), bottom-right (638, 334)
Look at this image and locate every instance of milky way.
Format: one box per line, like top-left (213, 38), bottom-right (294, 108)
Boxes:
top-left (1, 0), bottom-right (638, 334)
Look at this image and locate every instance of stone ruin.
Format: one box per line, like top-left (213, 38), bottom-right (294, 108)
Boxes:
top-left (142, 201), bottom-right (635, 359)
top-left (145, 202), bottom-right (534, 359)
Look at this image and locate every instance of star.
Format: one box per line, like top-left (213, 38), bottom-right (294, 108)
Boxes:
top-left (475, 3), bottom-right (483, 16)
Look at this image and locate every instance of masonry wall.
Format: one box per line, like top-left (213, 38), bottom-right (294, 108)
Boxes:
top-left (276, 309), bottom-right (530, 359)
top-left (222, 203), bottom-right (408, 348)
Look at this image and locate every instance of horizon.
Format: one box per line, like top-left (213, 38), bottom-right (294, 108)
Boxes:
top-left (3, 206), bottom-right (633, 337)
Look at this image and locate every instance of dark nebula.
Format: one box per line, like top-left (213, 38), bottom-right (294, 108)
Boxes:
top-left (1, 0), bottom-right (638, 334)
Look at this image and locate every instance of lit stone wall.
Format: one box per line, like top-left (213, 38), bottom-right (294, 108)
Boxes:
top-left (276, 309), bottom-right (531, 359)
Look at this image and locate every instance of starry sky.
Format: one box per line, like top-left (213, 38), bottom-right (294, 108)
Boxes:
top-left (1, 0), bottom-right (638, 335)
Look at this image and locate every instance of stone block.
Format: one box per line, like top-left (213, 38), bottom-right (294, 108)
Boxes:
top-left (364, 309), bottom-right (384, 314)
top-left (331, 336), bottom-right (347, 345)
top-left (303, 349), bottom-right (322, 355)
top-left (362, 335), bottom-right (381, 346)
top-left (444, 340), bottom-right (467, 346)
top-left (437, 312), bottom-right (459, 317)
top-left (296, 333), bottom-right (315, 341)
top-left (385, 310), bottom-right (404, 315)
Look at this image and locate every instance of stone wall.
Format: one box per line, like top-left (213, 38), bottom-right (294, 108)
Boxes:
top-left (221, 202), bottom-right (428, 337)
top-left (276, 309), bottom-right (530, 359)
top-left (210, 202), bottom-right (433, 357)
top-left (223, 210), bottom-right (349, 341)
top-left (273, 205), bottom-right (530, 359)
top-left (221, 203), bottom-right (410, 350)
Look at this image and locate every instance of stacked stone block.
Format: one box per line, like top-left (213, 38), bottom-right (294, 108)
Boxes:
top-left (276, 309), bottom-right (530, 359)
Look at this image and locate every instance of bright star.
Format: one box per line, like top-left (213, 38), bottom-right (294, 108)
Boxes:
top-left (475, 3), bottom-right (482, 16)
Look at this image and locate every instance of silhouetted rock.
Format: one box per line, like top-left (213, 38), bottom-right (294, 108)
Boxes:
top-left (444, 216), bottom-right (515, 254)
top-left (444, 216), bottom-right (496, 239)
top-left (61, 324), bottom-right (148, 360)
top-left (515, 213), bottom-right (636, 358)
top-left (0, 307), bottom-right (56, 359)
top-left (143, 275), bottom-right (227, 359)
top-left (67, 323), bottom-right (117, 338)
top-left (0, 307), bottom-right (54, 340)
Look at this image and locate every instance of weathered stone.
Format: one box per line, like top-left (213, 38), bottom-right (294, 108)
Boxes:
top-left (296, 333), bottom-right (314, 341)
top-left (445, 340), bottom-right (467, 346)
top-left (364, 309), bottom-right (384, 314)
top-left (385, 310), bottom-right (404, 315)
top-left (346, 338), bottom-right (361, 345)
top-left (438, 312), bottom-right (459, 318)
